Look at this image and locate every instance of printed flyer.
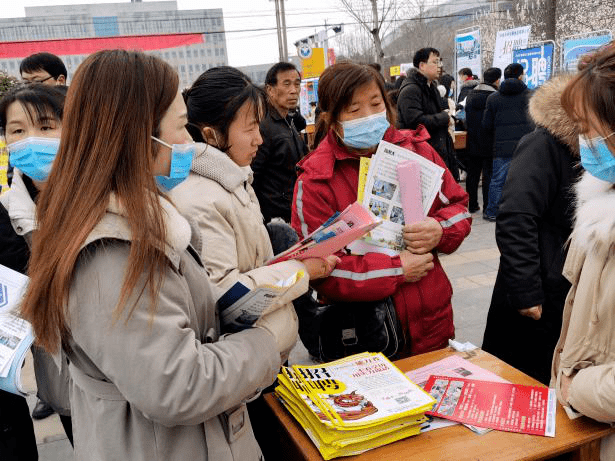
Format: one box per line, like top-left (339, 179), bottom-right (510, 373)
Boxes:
top-left (424, 375), bottom-right (556, 437)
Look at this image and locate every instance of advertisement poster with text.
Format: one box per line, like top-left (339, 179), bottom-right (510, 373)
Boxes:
top-left (513, 42), bottom-right (554, 89)
top-left (492, 25), bottom-right (531, 72)
top-left (455, 29), bottom-right (482, 93)
top-left (561, 32), bottom-right (612, 72)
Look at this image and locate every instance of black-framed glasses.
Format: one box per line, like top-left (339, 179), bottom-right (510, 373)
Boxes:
top-left (22, 75), bottom-right (53, 84)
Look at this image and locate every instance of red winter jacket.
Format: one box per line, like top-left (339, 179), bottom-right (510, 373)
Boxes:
top-left (291, 126), bottom-right (471, 356)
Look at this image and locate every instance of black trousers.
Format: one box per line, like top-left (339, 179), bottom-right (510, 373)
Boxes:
top-left (465, 156), bottom-right (492, 211)
top-left (0, 391), bottom-right (38, 461)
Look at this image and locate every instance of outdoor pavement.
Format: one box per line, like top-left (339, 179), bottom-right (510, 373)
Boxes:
top-left (27, 193), bottom-right (498, 460)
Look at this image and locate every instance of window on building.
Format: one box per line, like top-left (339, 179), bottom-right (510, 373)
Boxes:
top-left (186, 49), bottom-right (191, 58)
top-left (207, 49), bottom-right (212, 57)
top-left (181, 65), bottom-right (186, 73)
top-left (179, 51), bottom-right (184, 58)
top-left (214, 48), bottom-right (219, 57)
top-left (220, 48), bottom-right (225, 56)
top-left (189, 64), bottom-right (193, 73)
top-left (165, 52), bottom-right (170, 59)
top-left (200, 49), bottom-right (205, 57)
top-left (172, 51), bottom-right (177, 59)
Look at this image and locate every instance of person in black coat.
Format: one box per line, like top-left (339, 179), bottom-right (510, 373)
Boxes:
top-left (397, 48), bottom-right (459, 180)
top-left (481, 75), bottom-right (581, 385)
top-left (464, 67), bottom-right (501, 213)
top-left (253, 62), bottom-right (308, 223)
top-left (482, 63), bottom-right (534, 220)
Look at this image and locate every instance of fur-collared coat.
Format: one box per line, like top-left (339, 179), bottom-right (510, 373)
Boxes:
top-left (551, 172), bottom-right (615, 460)
top-left (482, 76), bottom-right (581, 385)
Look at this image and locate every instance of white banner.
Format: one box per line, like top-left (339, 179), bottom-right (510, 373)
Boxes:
top-left (492, 25), bottom-right (531, 72)
top-left (455, 28), bottom-right (482, 95)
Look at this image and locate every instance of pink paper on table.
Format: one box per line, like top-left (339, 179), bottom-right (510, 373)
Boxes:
top-left (396, 159), bottom-right (424, 225)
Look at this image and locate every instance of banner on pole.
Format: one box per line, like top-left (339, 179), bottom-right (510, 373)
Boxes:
top-left (455, 28), bottom-right (481, 91)
top-left (492, 25), bottom-right (531, 72)
top-left (301, 47), bottom-right (325, 79)
top-left (561, 31), bottom-right (612, 72)
top-left (512, 42), bottom-right (554, 90)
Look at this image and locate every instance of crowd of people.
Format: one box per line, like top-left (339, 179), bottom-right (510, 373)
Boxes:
top-left (0, 40), bottom-right (614, 460)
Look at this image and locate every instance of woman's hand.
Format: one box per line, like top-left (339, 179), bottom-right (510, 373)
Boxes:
top-left (403, 217), bottom-right (443, 254)
top-left (302, 255), bottom-right (341, 280)
top-left (519, 305), bottom-right (542, 320)
top-left (399, 250), bottom-right (434, 282)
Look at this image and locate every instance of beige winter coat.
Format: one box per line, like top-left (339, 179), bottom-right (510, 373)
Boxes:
top-left (551, 173), bottom-right (615, 459)
top-left (65, 195), bottom-right (280, 461)
top-left (170, 145), bottom-right (308, 301)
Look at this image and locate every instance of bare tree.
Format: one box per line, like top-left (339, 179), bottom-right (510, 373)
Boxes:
top-left (338, 0), bottom-right (396, 65)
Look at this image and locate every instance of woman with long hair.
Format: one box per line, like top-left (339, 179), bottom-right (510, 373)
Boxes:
top-left (20, 49), bottom-right (294, 461)
top-left (0, 83), bottom-right (69, 460)
top-left (552, 42), bottom-right (615, 459)
top-left (292, 62), bottom-right (471, 358)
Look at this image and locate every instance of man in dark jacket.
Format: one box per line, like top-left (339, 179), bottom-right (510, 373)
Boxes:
top-left (464, 67), bottom-right (501, 213)
top-left (457, 67), bottom-right (479, 104)
top-left (482, 63), bottom-right (533, 220)
top-left (397, 47), bottom-right (459, 180)
top-left (253, 62), bottom-right (308, 223)
top-left (482, 75), bottom-right (580, 385)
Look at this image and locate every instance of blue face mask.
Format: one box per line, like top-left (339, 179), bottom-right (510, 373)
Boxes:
top-left (151, 136), bottom-right (198, 190)
top-left (340, 110), bottom-right (390, 149)
top-left (8, 136), bottom-right (60, 182)
top-left (579, 134), bottom-right (615, 183)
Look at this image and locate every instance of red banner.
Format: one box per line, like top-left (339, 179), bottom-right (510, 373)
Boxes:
top-left (0, 33), bottom-right (205, 59)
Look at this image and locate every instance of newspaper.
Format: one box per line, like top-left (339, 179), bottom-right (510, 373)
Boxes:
top-left (0, 264), bottom-right (34, 395)
top-left (359, 141), bottom-right (444, 252)
top-left (217, 270), bottom-right (304, 333)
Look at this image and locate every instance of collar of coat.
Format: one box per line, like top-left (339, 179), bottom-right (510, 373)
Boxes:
top-left (190, 144), bottom-right (253, 206)
top-left (82, 192), bottom-right (192, 269)
top-left (0, 170), bottom-right (36, 237)
top-left (528, 74), bottom-right (579, 152)
top-left (572, 172), bottom-right (615, 256)
top-left (296, 125), bottom-right (430, 180)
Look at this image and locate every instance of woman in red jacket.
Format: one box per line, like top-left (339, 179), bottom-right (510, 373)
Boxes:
top-left (291, 62), bottom-right (472, 357)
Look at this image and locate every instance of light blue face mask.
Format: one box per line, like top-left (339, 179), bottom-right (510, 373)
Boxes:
top-left (340, 110), bottom-right (390, 149)
top-left (579, 133), bottom-right (615, 183)
top-left (151, 136), bottom-right (198, 190)
top-left (8, 136), bottom-right (60, 182)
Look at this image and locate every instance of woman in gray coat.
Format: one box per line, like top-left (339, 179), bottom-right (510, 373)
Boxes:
top-left (20, 50), bottom-right (294, 461)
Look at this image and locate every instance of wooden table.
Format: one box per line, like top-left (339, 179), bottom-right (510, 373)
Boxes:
top-left (263, 348), bottom-right (614, 461)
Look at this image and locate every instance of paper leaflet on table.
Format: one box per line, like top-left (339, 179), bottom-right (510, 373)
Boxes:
top-left (0, 264), bottom-right (35, 396)
top-left (217, 270), bottom-right (305, 332)
top-left (424, 375), bottom-right (556, 437)
top-left (356, 140), bottom-right (445, 253)
top-left (406, 355), bottom-right (509, 435)
top-left (267, 202), bottom-right (382, 265)
top-left (274, 352), bottom-right (434, 459)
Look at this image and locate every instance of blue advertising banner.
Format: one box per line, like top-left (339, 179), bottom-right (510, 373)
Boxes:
top-left (561, 32), bottom-right (612, 72)
top-left (512, 42), bottom-right (554, 90)
top-left (455, 28), bottom-right (482, 93)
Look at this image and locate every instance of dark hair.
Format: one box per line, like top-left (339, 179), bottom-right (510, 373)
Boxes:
top-left (413, 48), bottom-right (439, 68)
top-left (265, 62), bottom-right (299, 86)
top-left (504, 63), bottom-right (524, 79)
top-left (483, 67), bottom-right (502, 85)
top-left (439, 74), bottom-right (455, 95)
top-left (393, 75), bottom-right (406, 90)
top-left (368, 63), bottom-right (382, 73)
top-left (184, 66), bottom-right (265, 151)
top-left (20, 53), bottom-right (67, 80)
top-left (561, 41), bottom-right (615, 144)
top-left (313, 62), bottom-right (396, 149)
top-left (387, 89), bottom-right (400, 107)
top-left (458, 67), bottom-right (472, 78)
top-left (0, 83), bottom-right (67, 135)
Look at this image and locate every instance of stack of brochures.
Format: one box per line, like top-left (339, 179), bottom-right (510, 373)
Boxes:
top-left (0, 264), bottom-right (34, 396)
top-left (275, 352), bottom-right (436, 460)
top-left (267, 202), bottom-right (382, 265)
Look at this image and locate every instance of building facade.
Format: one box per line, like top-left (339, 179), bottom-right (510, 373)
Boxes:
top-left (0, 1), bottom-right (228, 88)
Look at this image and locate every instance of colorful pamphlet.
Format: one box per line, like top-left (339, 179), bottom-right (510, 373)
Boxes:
top-left (424, 375), bottom-right (556, 437)
top-left (267, 202), bottom-right (382, 265)
top-left (275, 352), bottom-right (435, 459)
top-left (358, 140), bottom-right (445, 252)
top-left (217, 270), bottom-right (305, 332)
top-left (0, 264), bottom-right (34, 396)
top-left (396, 159), bottom-right (424, 225)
